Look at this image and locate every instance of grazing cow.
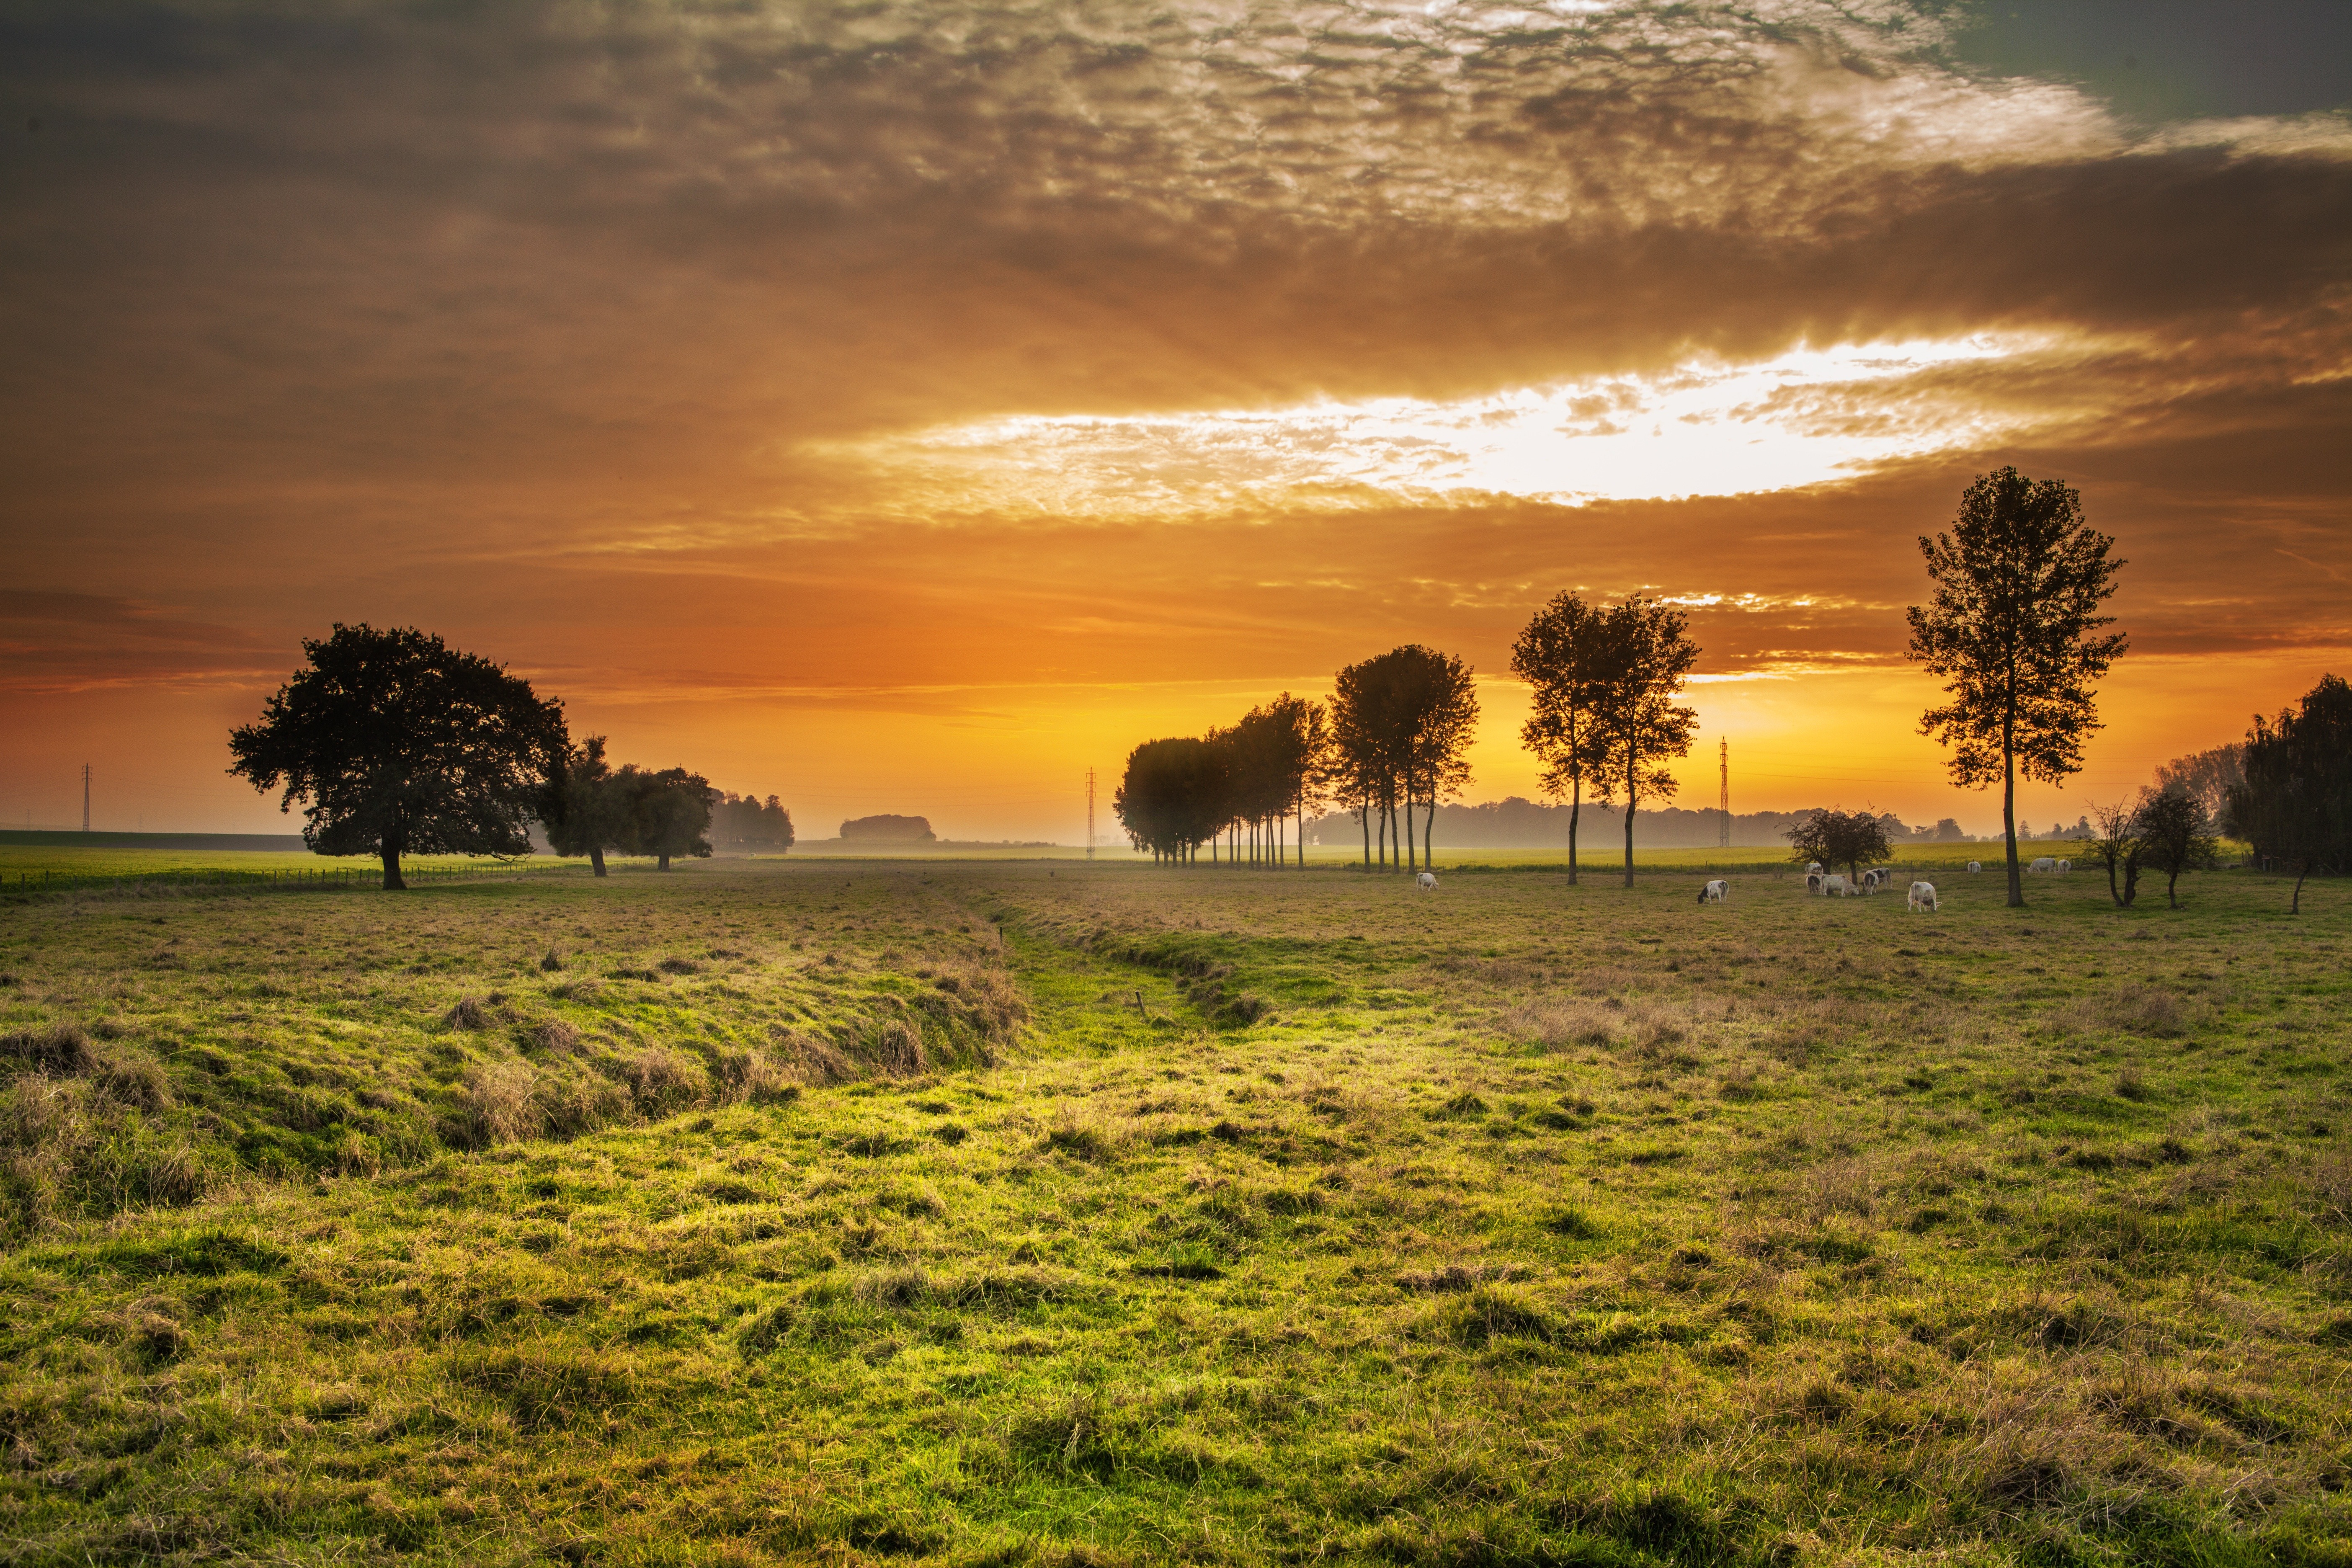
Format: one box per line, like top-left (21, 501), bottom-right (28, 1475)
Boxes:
top-left (2029, 856), bottom-right (2057, 874)
top-left (1416, 871), bottom-right (1438, 891)
top-left (1805, 872), bottom-right (1826, 895)
top-left (1907, 881), bottom-right (1938, 911)
top-left (1806, 861), bottom-right (1824, 875)
top-left (1862, 867), bottom-right (1893, 892)
top-left (1698, 879), bottom-right (1728, 903)
top-left (1822, 874), bottom-right (1854, 897)
top-left (2056, 859), bottom-right (2072, 874)
top-left (1967, 861), bottom-right (1982, 873)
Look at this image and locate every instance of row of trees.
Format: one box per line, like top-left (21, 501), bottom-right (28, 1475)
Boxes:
top-left (1116, 604), bottom-right (1715, 887)
top-left (230, 624), bottom-right (789, 887)
top-left (1114, 649), bottom-right (1483, 869)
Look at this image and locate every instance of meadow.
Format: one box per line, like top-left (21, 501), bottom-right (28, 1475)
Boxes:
top-left (1, 856), bottom-right (2347, 1566)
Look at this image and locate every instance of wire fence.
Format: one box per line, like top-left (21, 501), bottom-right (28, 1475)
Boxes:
top-left (1, 862), bottom-right (589, 897)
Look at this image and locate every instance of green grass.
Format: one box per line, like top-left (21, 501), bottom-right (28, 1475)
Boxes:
top-left (2, 859), bottom-right (2347, 1565)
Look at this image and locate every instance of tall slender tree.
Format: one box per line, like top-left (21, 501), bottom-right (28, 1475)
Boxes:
top-left (1587, 598), bottom-right (1701, 887)
top-left (1906, 467), bottom-right (2127, 908)
top-left (1512, 592), bottom-right (1610, 886)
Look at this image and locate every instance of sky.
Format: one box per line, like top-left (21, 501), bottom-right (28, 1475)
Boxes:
top-left (3, 0), bottom-right (2347, 842)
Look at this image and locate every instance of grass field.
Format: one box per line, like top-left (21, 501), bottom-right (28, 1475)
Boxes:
top-left (2, 859), bottom-right (2347, 1565)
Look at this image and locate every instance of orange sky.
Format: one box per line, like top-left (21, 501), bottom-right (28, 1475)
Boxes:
top-left (3, 2), bottom-right (2348, 841)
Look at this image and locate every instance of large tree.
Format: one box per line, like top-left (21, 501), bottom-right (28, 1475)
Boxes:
top-left (1397, 647), bottom-right (1479, 871)
top-left (540, 735), bottom-right (633, 877)
top-left (1587, 598), bottom-right (1700, 888)
top-left (616, 766), bottom-right (716, 871)
top-left (229, 624), bottom-right (568, 890)
top-left (1906, 467), bottom-right (2127, 909)
top-left (2225, 674), bottom-right (2352, 914)
top-left (1512, 592), bottom-right (1611, 886)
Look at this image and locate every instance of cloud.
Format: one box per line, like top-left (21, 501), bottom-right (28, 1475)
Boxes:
top-left (0, 0), bottom-right (2347, 827)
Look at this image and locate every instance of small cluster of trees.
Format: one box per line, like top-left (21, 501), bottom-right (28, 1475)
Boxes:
top-left (1511, 595), bottom-right (1701, 885)
top-left (230, 624), bottom-right (791, 887)
top-left (1782, 808), bottom-right (1893, 882)
top-left (714, 793), bottom-right (795, 854)
top-left (2081, 790), bottom-right (2216, 910)
top-left (1114, 692), bottom-right (1338, 866)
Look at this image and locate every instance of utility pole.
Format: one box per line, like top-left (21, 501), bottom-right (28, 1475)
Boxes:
top-left (1717, 738), bottom-right (1729, 848)
top-left (1086, 768), bottom-right (1095, 861)
top-left (82, 763), bottom-right (91, 833)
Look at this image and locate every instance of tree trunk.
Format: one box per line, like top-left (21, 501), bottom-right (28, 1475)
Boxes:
top-left (2293, 859), bottom-right (2309, 914)
top-left (1423, 794), bottom-right (1434, 869)
top-left (1622, 763), bottom-right (1638, 888)
top-left (379, 836), bottom-right (405, 892)
top-left (658, 853), bottom-right (671, 872)
top-left (2166, 867), bottom-right (2181, 908)
top-left (1401, 783), bottom-right (1411, 872)
top-left (1567, 779), bottom-right (1580, 887)
top-left (1377, 799), bottom-right (1387, 867)
top-left (589, 846), bottom-right (607, 878)
top-left (2104, 854), bottom-right (2120, 907)
top-left (1360, 806), bottom-right (1370, 866)
top-left (2002, 718), bottom-right (2024, 908)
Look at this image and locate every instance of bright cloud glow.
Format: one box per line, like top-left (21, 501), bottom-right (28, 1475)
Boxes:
top-left (831, 335), bottom-right (2094, 518)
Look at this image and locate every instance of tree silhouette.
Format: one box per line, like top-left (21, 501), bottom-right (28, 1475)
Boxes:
top-left (542, 734), bottom-right (631, 877)
top-left (1906, 467), bottom-right (2127, 908)
top-left (616, 766), bottom-right (715, 871)
top-left (1587, 598), bottom-right (1700, 888)
top-left (1782, 808), bottom-right (1890, 884)
top-left (2135, 789), bottom-right (2218, 910)
top-left (1114, 737), bottom-right (1222, 863)
top-left (228, 624), bottom-right (567, 890)
top-left (2225, 674), bottom-right (2352, 913)
top-left (2083, 798), bottom-right (2145, 908)
top-left (1512, 592), bottom-right (1611, 886)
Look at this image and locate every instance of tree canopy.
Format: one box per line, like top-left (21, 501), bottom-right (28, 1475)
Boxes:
top-left (228, 624), bottom-right (568, 890)
top-left (616, 766), bottom-right (715, 871)
top-left (1782, 808), bottom-right (1890, 882)
top-left (1906, 467), bottom-right (2126, 908)
top-left (2225, 673), bottom-right (2352, 913)
top-left (541, 735), bottom-right (632, 877)
top-left (1512, 592), bottom-right (1612, 884)
top-left (1586, 598), bottom-right (1701, 888)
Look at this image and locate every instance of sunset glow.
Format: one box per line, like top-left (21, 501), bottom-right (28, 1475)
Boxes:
top-left (3, 0), bottom-right (2347, 841)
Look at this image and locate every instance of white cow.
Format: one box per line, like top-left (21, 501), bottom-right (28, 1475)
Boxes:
top-left (1967, 861), bottom-right (1982, 873)
top-left (2056, 859), bottom-right (2072, 874)
top-left (1862, 867), bottom-right (1893, 892)
top-left (1806, 872), bottom-right (1826, 895)
top-left (1416, 871), bottom-right (1438, 891)
top-left (2029, 856), bottom-right (2058, 874)
top-left (1698, 879), bottom-right (1728, 903)
top-left (1806, 861), bottom-right (1824, 875)
top-left (1822, 874), bottom-right (1854, 897)
top-left (1907, 881), bottom-right (1939, 911)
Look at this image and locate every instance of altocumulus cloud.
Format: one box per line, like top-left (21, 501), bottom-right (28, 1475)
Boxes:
top-left (0, 0), bottom-right (2346, 707)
